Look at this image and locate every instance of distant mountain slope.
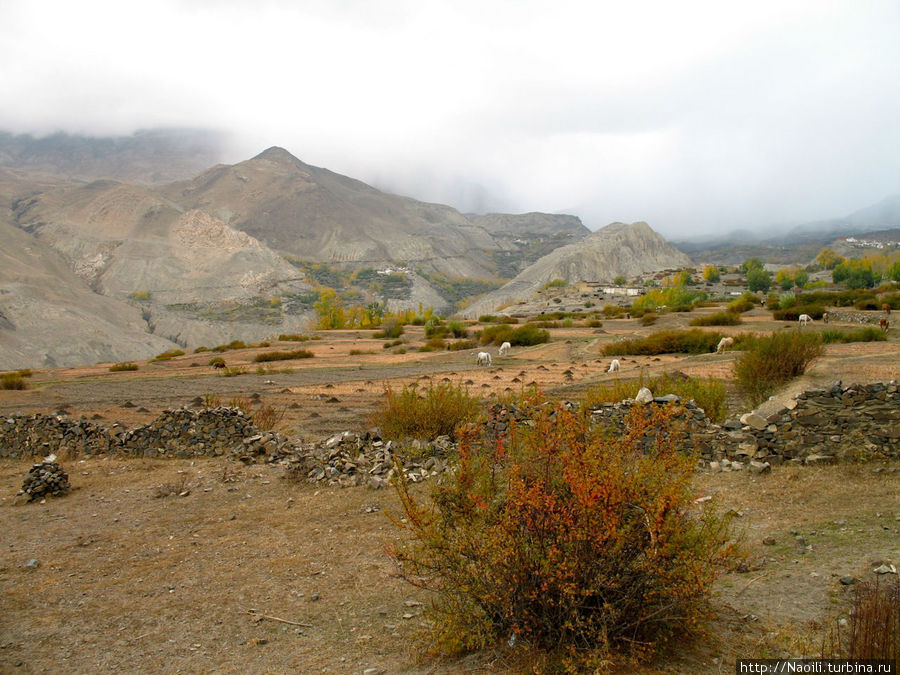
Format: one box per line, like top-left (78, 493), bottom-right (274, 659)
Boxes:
top-left (0, 219), bottom-right (177, 370)
top-left (160, 147), bottom-right (528, 279)
top-left (0, 128), bottom-right (225, 184)
top-left (460, 222), bottom-right (690, 318)
top-left (468, 212), bottom-right (589, 238)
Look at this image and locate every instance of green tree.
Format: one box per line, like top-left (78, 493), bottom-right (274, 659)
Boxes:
top-left (702, 266), bottom-right (720, 283)
top-left (313, 288), bottom-right (346, 329)
top-left (793, 269), bottom-right (809, 287)
top-left (741, 257), bottom-right (765, 275)
top-left (832, 259), bottom-right (878, 289)
top-left (889, 260), bottom-right (900, 282)
top-left (775, 269), bottom-right (794, 291)
top-left (613, 275), bottom-right (627, 285)
top-left (816, 248), bottom-right (845, 270)
top-left (747, 268), bottom-right (772, 293)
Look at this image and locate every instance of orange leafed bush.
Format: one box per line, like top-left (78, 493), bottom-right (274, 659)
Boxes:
top-left (391, 399), bottom-right (737, 666)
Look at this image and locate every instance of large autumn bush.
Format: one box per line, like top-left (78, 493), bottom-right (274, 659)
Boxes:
top-left (733, 331), bottom-right (824, 406)
top-left (392, 401), bottom-right (737, 667)
top-left (372, 382), bottom-right (481, 441)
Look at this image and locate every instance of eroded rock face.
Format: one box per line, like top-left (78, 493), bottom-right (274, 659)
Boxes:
top-left (460, 221), bottom-right (692, 318)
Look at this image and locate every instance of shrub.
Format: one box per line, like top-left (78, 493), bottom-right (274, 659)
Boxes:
top-left (448, 339), bottom-right (477, 351)
top-left (733, 332), bottom-right (824, 406)
top-left (479, 324), bottom-right (514, 346)
top-left (371, 382), bottom-right (481, 440)
top-left (109, 362), bottom-right (138, 372)
top-left (541, 278), bottom-right (567, 289)
top-left (822, 576), bottom-right (899, 660)
top-left (392, 346), bottom-right (407, 354)
top-left (447, 321), bottom-right (468, 338)
top-left (373, 319), bottom-right (404, 339)
top-left (252, 405), bottom-right (286, 432)
top-left (632, 286), bottom-right (705, 312)
top-left (777, 291), bottom-right (797, 309)
top-left (583, 372), bottom-right (728, 423)
top-left (509, 324), bottom-right (550, 346)
top-left (212, 340), bottom-right (247, 352)
top-left (419, 337), bottom-right (447, 352)
top-left (603, 329), bottom-right (722, 356)
top-left (586, 319), bottom-right (603, 328)
top-left (193, 346), bottom-right (209, 353)
top-left (1, 372), bottom-right (27, 390)
top-left (424, 319), bottom-right (447, 338)
top-left (479, 315), bottom-right (519, 324)
top-left (207, 356), bottom-right (226, 367)
top-left (602, 304), bottom-right (629, 318)
top-left (821, 328), bottom-right (886, 344)
top-left (392, 403), bottom-right (736, 665)
top-left (771, 304), bottom-right (826, 321)
top-left (218, 366), bottom-right (246, 377)
top-left (348, 349), bottom-right (376, 355)
top-left (640, 313), bottom-right (658, 326)
top-left (151, 349), bottom-right (185, 362)
top-left (278, 333), bottom-right (311, 342)
top-left (690, 311), bottom-right (742, 327)
top-left (727, 297), bottom-right (755, 313)
top-left (253, 349), bottom-right (314, 362)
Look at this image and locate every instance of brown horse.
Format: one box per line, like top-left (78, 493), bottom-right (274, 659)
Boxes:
top-left (883, 303), bottom-right (892, 315)
top-left (880, 318), bottom-right (890, 333)
top-left (213, 361), bottom-right (226, 370)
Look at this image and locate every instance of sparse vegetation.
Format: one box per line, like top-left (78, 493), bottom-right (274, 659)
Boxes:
top-left (583, 372), bottom-right (728, 423)
top-left (603, 329), bottom-right (723, 356)
top-left (821, 327), bottom-right (887, 344)
top-left (690, 311), bottom-right (742, 326)
top-left (640, 312), bottom-right (658, 326)
top-left (109, 362), bottom-right (139, 372)
top-left (1, 372), bottom-right (27, 390)
top-left (822, 576), bottom-right (899, 661)
top-left (217, 366), bottom-right (246, 377)
top-left (541, 278), bottom-right (568, 289)
top-left (733, 331), bottom-right (825, 406)
top-left (151, 349), bottom-right (185, 362)
top-left (478, 323), bottom-right (550, 346)
top-left (253, 349), bottom-right (314, 362)
top-left (207, 357), bottom-right (225, 367)
top-left (727, 295), bottom-right (757, 313)
top-left (373, 319), bottom-right (404, 339)
top-left (371, 382), bottom-right (481, 440)
top-left (771, 304), bottom-right (826, 321)
top-left (478, 315), bottom-right (519, 324)
top-left (419, 337), bottom-right (447, 352)
top-left (278, 334), bottom-right (312, 342)
top-left (392, 402), bottom-right (736, 667)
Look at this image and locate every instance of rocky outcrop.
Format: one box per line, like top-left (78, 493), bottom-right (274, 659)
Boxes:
top-left (460, 222), bottom-right (691, 318)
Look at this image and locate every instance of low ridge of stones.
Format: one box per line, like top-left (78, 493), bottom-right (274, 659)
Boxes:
top-left (2, 380), bottom-right (898, 498)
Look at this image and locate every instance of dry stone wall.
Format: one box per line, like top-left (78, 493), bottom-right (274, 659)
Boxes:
top-left (1, 382), bottom-right (898, 478)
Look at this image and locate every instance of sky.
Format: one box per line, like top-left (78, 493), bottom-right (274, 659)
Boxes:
top-left (1, 0), bottom-right (898, 238)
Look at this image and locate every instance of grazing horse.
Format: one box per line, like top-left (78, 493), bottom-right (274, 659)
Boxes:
top-left (883, 304), bottom-right (892, 315)
top-left (607, 359), bottom-right (621, 373)
top-left (498, 341), bottom-right (511, 357)
top-left (716, 336), bottom-right (735, 353)
top-left (822, 312), bottom-right (829, 324)
top-left (212, 361), bottom-right (226, 370)
top-left (798, 314), bottom-right (812, 326)
top-left (476, 351), bottom-right (492, 366)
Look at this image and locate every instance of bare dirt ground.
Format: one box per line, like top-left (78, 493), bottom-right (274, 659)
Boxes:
top-left (2, 310), bottom-right (899, 673)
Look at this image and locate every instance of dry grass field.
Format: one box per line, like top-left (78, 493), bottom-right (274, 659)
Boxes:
top-left (2, 307), bottom-right (898, 673)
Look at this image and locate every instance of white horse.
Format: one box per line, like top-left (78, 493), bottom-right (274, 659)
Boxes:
top-left (798, 314), bottom-right (812, 326)
top-left (607, 359), bottom-right (621, 373)
top-left (498, 341), bottom-right (511, 357)
top-left (476, 351), bottom-right (492, 366)
top-left (716, 337), bottom-right (734, 353)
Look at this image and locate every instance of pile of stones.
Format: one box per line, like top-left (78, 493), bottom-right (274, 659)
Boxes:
top-left (282, 429), bottom-right (455, 489)
top-left (18, 458), bottom-right (70, 501)
top-left (117, 407), bottom-right (259, 458)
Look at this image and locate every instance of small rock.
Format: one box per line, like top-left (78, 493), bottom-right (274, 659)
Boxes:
top-left (839, 575), bottom-right (858, 585)
top-left (635, 387), bottom-right (653, 404)
top-left (873, 564), bottom-right (897, 575)
top-left (25, 558), bottom-right (39, 569)
top-left (762, 537), bottom-right (776, 546)
top-left (310, 593), bottom-right (320, 601)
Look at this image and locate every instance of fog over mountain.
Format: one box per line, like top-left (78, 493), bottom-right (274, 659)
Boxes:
top-left (0, 1), bottom-right (897, 237)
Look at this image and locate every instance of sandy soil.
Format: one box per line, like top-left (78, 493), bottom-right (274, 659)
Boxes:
top-left (1, 312), bottom-right (898, 673)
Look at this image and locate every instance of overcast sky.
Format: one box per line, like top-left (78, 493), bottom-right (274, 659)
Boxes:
top-left (1, 0), bottom-right (898, 237)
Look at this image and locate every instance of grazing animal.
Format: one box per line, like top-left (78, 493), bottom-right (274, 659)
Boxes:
top-left (884, 304), bottom-right (892, 315)
top-left (880, 318), bottom-right (890, 333)
top-left (212, 361), bottom-right (226, 370)
top-left (476, 351), bottom-right (492, 366)
top-left (607, 359), bottom-right (621, 373)
top-left (716, 336), bottom-right (734, 353)
top-left (498, 341), bottom-right (511, 357)
top-left (822, 312), bottom-right (829, 324)
top-left (798, 314), bottom-right (812, 326)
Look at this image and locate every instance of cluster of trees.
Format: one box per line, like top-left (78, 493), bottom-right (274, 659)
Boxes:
top-left (313, 289), bottom-right (437, 330)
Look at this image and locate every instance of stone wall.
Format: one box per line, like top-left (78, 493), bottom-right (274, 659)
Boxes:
top-left (588, 380), bottom-right (899, 467)
top-left (0, 407), bottom-right (262, 460)
top-left (2, 381), bottom-right (898, 475)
